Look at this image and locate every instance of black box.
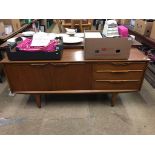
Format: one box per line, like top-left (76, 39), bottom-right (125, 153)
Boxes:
top-left (6, 37), bottom-right (63, 61)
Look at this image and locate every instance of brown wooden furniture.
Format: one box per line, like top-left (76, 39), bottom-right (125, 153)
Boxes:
top-left (56, 19), bottom-right (92, 33)
top-left (0, 47), bottom-right (148, 108)
top-left (127, 26), bottom-right (155, 48)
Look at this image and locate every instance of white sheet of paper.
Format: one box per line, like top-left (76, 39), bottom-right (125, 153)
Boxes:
top-left (47, 33), bottom-right (56, 40)
top-left (31, 32), bottom-right (53, 46)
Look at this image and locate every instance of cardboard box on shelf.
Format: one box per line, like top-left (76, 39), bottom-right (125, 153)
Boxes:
top-left (0, 19), bottom-right (21, 32)
top-left (134, 19), bottom-right (153, 36)
top-left (150, 21), bottom-right (155, 40)
top-left (0, 22), bottom-right (5, 36)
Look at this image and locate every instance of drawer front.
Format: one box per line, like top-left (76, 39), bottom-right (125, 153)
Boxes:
top-left (94, 71), bottom-right (144, 80)
top-left (93, 80), bottom-right (141, 90)
top-left (94, 62), bottom-right (146, 71)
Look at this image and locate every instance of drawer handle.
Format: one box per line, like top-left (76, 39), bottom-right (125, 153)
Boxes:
top-left (111, 62), bottom-right (130, 66)
top-left (30, 63), bottom-right (48, 66)
top-left (111, 70), bottom-right (129, 73)
top-left (50, 63), bottom-right (70, 66)
top-left (96, 80), bottom-right (122, 83)
top-left (96, 70), bottom-right (143, 73)
top-left (111, 70), bottom-right (143, 73)
top-left (96, 80), bottom-right (140, 83)
top-left (96, 70), bottom-right (129, 73)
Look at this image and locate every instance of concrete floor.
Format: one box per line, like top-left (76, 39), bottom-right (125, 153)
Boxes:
top-left (0, 78), bottom-right (155, 135)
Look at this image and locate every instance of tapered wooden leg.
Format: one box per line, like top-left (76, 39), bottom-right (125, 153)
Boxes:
top-left (111, 93), bottom-right (118, 107)
top-left (34, 94), bottom-right (41, 108)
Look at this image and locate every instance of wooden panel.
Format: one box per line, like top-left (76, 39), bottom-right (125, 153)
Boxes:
top-left (93, 70), bottom-right (143, 80)
top-left (4, 63), bottom-right (54, 91)
top-left (51, 63), bottom-right (92, 90)
top-left (94, 62), bottom-right (146, 71)
top-left (93, 80), bottom-right (141, 90)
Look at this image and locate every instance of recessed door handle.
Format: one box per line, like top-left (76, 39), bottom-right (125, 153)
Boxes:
top-left (50, 63), bottom-right (70, 66)
top-left (30, 63), bottom-right (49, 66)
top-left (111, 70), bottom-right (129, 73)
top-left (96, 80), bottom-right (123, 83)
top-left (96, 80), bottom-right (140, 83)
top-left (111, 62), bottom-right (130, 66)
top-left (96, 70), bottom-right (129, 73)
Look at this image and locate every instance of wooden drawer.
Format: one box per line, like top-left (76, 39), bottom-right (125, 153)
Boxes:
top-left (93, 70), bottom-right (144, 80)
top-left (93, 80), bottom-right (141, 90)
top-left (94, 62), bottom-right (146, 71)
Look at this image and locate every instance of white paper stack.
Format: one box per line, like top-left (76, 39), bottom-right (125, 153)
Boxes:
top-left (31, 32), bottom-right (56, 47)
top-left (102, 20), bottom-right (119, 37)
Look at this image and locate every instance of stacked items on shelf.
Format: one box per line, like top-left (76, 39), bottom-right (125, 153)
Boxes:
top-left (102, 20), bottom-right (119, 37)
top-left (102, 19), bottom-right (130, 38)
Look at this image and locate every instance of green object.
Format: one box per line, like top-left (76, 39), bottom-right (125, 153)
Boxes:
top-left (25, 19), bottom-right (32, 24)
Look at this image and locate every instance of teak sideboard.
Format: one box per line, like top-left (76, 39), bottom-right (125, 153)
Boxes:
top-left (0, 48), bottom-right (149, 108)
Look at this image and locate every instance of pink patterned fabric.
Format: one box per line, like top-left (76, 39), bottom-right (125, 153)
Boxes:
top-left (16, 38), bottom-right (58, 52)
